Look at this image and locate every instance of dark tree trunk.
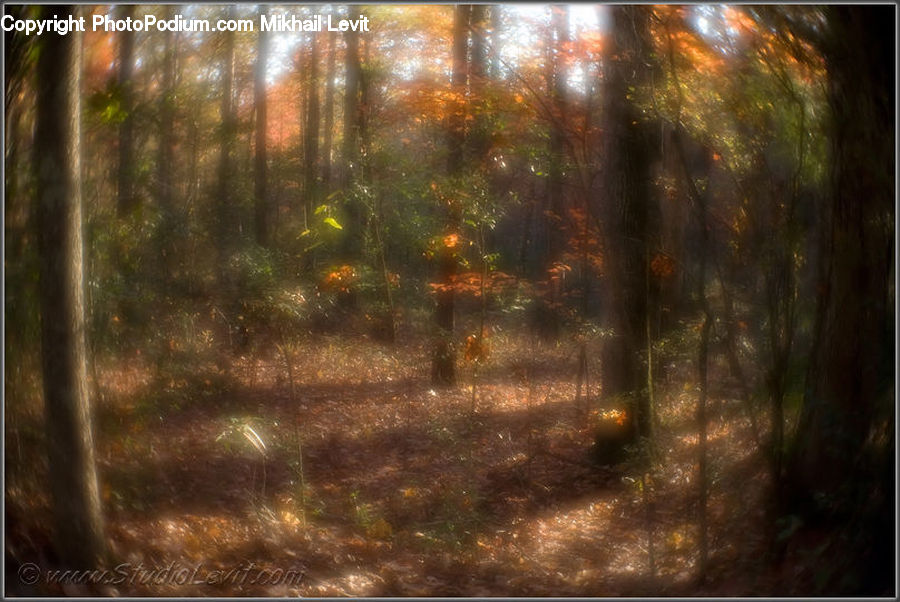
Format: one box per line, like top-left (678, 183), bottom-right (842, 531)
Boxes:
top-left (116, 4), bottom-right (137, 217)
top-left (35, 5), bottom-right (107, 569)
top-left (321, 30), bottom-right (337, 194)
top-left (156, 5), bottom-right (176, 215)
top-left (341, 7), bottom-right (363, 260)
top-left (445, 5), bottom-right (470, 175)
top-left (545, 4), bottom-right (568, 263)
top-left (359, 33), bottom-right (372, 184)
top-left (787, 5), bottom-right (894, 552)
top-left (156, 4), bottom-right (177, 277)
top-left (599, 6), bottom-right (661, 439)
top-left (468, 4), bottom-right (490, 162)
top-left (432, 4), bottom-right (471, 386)
top-left (254, 6), bottom-right (269, 248)
top-left (215, 6), bottom-right (237, 282)
top-left (4, 24), bottom-right (30, 264)
top-left (304, 32), bottom-right (320, 223)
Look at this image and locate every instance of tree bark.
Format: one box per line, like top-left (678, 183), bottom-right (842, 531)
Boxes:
top-left (254, 6), bottom-right (269, 248)
top-left (359, 33), bottom-right (372, 184)
top-left (788, 5), bottom-right (894, 521)
top-left (303, 31), bottom-right (320, 223)
top-left (156, 4), bottom-right (177, 277)
top-left (546, 5), bottom-right (568, 263)
top-left (35, 5), bottom-right (107, 569)
top-left (431, 4), bottom-right (471, 386)
top-left (215, 6), bottom-right (237, 282)
top-left (445, 4), bottom-right (470, 175)
top-left (341, 7), bottom-right (363, 260)
top-left (468, 4), bottom-right (491, 162)
top-left (116, 4), bottom-right (137, 217)
top-left (599, 6), bottom-right (661, 439)
top-left (321, 29), bottom-right (337, 194)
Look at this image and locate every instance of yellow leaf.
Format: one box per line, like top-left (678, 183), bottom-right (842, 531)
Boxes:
top-left (366, 518), bottom-right (393, 540)
top-left (281, 510), bottom-right (301, 526)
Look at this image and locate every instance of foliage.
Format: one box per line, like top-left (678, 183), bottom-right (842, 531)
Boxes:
top-left (4, 4), bottom-right (892, 597)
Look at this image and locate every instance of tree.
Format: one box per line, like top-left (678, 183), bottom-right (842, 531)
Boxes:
top-left (599, 6), bottom-right (661, 439)
top-left (341, 6), bottom-right (364, 260)
top-left (468, 4), bottom-right (491, 162)
top-left (303, 31), bottom-right (320, 224)
top-left (431, 4), bottom-right (472, 386)
top-left (215, 5), bottom-right (237, 282)
top-left (489, 6), bottom-right (502, 79)
top-left (254, 6), bottom-right (269, 248)
top-left (545, 5), bottom-right (569, 263)
top-left (156, 4), bottom-right (177, 275)
top-left (34, 4), bottom-right (107, 569)
top-left (786, 6), bottom-right (894, 590)
top-left (445, 4), bottom-right (470, 176)
top-left (116, 4), bottom-right (137, 217)
top-left (321, 29), bottom-right (337, 194)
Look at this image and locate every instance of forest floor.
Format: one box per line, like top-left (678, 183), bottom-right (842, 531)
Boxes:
top-left (7, 322), bottom-right (785, 596)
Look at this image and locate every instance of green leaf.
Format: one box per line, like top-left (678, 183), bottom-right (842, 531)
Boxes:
top-left (314, 204), bottom-right (328, 216)
top-left (323, 217), bottom-right (343, 230)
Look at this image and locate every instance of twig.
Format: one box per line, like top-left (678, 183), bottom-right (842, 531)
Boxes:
top-left (296, 425), bottom-right (307, 527)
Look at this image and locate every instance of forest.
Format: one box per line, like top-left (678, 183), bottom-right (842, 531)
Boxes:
top-left (4, 3), bottom-right (895, 597)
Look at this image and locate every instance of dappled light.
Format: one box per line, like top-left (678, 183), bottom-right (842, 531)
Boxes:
top-left (5, 2), bottom-right (894, 597)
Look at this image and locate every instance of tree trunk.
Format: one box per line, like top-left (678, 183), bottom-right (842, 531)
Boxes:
top-left (490, 6), bottom-right (502, 79)
top-left (545, 5), bottom-right (568, 263)
top-left (359, 33), bottom-right (372, 184)
top-left (445, 4), bottom-right (470, 175)
top-left (156, 5), bottom-right (177, 278)
top-left (431, 4), bottom-right (471, 387)
top-left (254, 6), bottom-right (269, 248)
top-left (304, 31), bottom-right (320, 223)
top-left (468, 4), bottom-right (491, 162)
top-left (599, 6), bottom-right (660, 439)
top-left (35, 5), bottom-right (107, 569)
top-left (341, 7), bottom-right (363, 260)
top-left (788, 4), bottom-right (894, 529)
top-left (215, 6), bottom-right (237, 284)
top-left (321, 30), bottom-right (337, 194)
top-left (116, 4), bottom-right (137, 217)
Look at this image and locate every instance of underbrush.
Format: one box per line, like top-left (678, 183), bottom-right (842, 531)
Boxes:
top-left (5, 315), bottom-right (803, 596)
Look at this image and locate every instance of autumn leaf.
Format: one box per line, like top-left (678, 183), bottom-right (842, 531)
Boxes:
top-left (464, 334), bottom-right (490, 363)
top-left (366, 518), bottom-right (393, 540)
top-left (651, 253), bottom-right (675, 278)
top-left (280, 510), bottom-right (301, 526)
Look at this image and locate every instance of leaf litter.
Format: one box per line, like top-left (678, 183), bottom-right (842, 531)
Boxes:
top-left (7, 332), bottom-right (776, 596)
